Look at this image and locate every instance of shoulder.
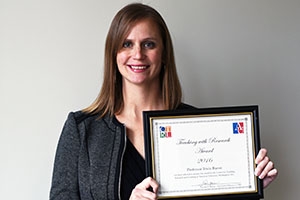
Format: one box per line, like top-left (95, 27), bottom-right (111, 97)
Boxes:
top-left (63, 111), bottom-right (98, 128)
top-left (68, 110), bottom-right (98, 124)
top-left (63, 110), bottom-right (112, 129)
top-left (65, 110), bottom-right (119, 131)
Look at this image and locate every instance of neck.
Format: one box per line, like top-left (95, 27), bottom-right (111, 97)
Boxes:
top-left (120, 82), bottom-right (164, 118)
top-left (115, 81), bottom-right (164, 158)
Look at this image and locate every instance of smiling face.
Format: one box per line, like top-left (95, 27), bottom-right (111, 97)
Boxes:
top-left (116, 18), bottom-right (163, 87)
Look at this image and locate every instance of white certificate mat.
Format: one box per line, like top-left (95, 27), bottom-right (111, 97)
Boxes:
top-left (143, 106), bottom-right (263, 199)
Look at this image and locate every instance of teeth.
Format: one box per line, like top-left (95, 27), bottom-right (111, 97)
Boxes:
top-left (130, 65), bottom-right (147, 69)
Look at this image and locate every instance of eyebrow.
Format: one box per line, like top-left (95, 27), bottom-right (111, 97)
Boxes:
top-left (124, 37), bottom-right (159, 41)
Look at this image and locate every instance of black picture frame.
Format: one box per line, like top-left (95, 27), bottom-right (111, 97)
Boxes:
top-left (143, 105), bottom-right (263, 200)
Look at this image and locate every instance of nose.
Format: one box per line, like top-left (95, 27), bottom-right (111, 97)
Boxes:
top-left (132, 45), bottom-right (144, 60)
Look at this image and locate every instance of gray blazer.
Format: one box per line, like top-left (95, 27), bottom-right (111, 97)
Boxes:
top-left (50, 111), bottom-right (126, 200)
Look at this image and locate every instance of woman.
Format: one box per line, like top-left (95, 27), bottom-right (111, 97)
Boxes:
top-left (50, 3), bottom-right (277, 200)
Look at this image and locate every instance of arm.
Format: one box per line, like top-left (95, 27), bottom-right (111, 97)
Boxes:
top-left (50, 113), bottom-right (81, 200)
top-left (255, 148), bottom-right (278, 188)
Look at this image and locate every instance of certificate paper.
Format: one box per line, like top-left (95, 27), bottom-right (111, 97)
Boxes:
top-left (143, 105), bottom-right (263, 199)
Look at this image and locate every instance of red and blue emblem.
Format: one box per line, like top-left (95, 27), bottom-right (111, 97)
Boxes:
top-left (233, 122), bottom-right (244, 134)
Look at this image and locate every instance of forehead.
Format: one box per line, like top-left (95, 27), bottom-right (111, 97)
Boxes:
top-left (125, 19), bottom-right (162, 39)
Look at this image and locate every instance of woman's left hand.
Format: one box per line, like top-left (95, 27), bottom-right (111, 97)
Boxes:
top-left (255, 148), bottom-right (278, 188)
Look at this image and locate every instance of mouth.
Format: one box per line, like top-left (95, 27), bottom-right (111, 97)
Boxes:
top-left (128, 65), bottom-right (149, 71)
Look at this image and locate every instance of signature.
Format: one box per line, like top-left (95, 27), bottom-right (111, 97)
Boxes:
top-left (195, 179), bottom-right (241, 188)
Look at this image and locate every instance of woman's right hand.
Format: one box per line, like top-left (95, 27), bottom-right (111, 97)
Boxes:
top-left (129, 177), bottom-right (159, 200)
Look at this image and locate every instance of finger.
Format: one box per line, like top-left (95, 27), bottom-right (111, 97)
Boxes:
top-left (263, 168), bottom-right (278, 188)
top-left (131, 177), bottom-right (159, 200)
top-left (254, 156), bottom-right (270, 176)
top-left (255, 148), bottom-right (268, 164)
top-left (265, 168), bottom-right (278, 181)
top-left (136, 177), bottom-right (159, 191)
top-left (267, 168), bottom-right (278, 178)
top-left (135, 177), bottom-right (152, 190)
top-left (130, 187), bottom-right (157, 200)
top-left (257, 159), bottom-right (274, 179)
top-left (148, 178), bottom-right (159, 193)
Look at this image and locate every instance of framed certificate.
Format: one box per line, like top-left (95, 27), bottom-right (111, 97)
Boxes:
top-left (143, 105), bottom-right (263, 199)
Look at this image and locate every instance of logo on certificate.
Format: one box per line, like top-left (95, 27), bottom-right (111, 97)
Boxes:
top-left (233, 122), bottom-right (244, 134)
top-left (160, 126), bottom-right (172, 138)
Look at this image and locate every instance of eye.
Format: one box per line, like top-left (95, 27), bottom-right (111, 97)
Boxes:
top-left (122, 41), bottom-right (132, 48)
top-left (143, 41), bottom-right (156, 49)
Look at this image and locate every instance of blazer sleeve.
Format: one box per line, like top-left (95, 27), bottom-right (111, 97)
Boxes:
top-left (50, 112), bottom-right (81, 200)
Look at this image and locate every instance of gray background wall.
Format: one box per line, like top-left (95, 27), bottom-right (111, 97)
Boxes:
top-left (1, 0), bottom-right (299, 199)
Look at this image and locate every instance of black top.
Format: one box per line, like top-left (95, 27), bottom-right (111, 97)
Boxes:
top-left (120, 138), bottom-right (146, 199)
top-left (120, 103), bottom-right (196, 199)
